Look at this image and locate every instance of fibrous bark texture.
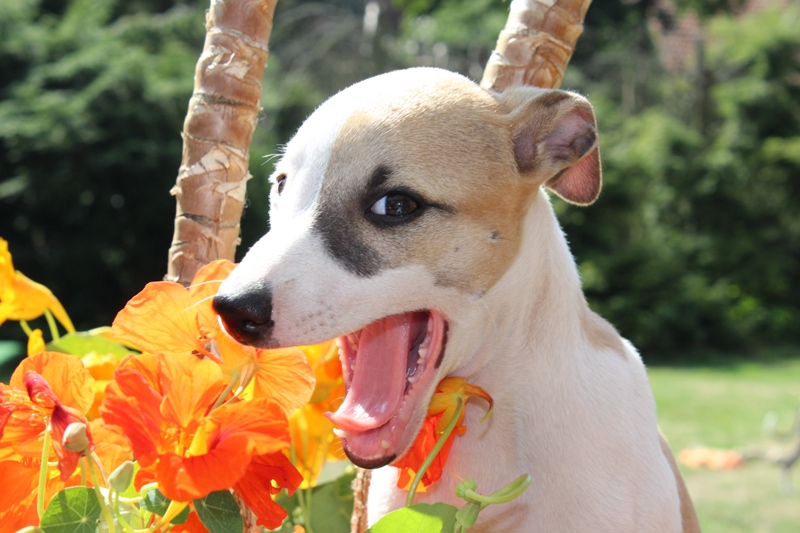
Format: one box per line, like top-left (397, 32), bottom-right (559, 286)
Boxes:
top-left (351, 468), bottom-right (371, 533)
top-left (166, 0), bottom-right (278, 286)
top-left (481, 0), bottom-right (593, 91)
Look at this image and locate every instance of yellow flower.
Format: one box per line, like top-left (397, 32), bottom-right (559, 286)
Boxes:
top-left (289, 340), bottom-right (347, 488)
top-left (26, 329), bottom-right (45, 356)
top-left (81, 351), bottom-right (121, 420)
top-left (427, 377), bottom-right (493, 434)
top-left (0, 238), bottom-right (74, 332)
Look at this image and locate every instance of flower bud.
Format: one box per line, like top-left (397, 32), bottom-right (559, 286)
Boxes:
top-left (109, 460), bottom-right (135, 493)
top-left (455, 501), bottom-right (481, 529)
top-left (62, 422), bottom-right (90, 453)
top-left (454, 478), bottom-right (477, 499)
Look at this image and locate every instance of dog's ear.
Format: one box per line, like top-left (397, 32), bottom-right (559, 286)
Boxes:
top-left (500, 88), bottom-right (602, 206)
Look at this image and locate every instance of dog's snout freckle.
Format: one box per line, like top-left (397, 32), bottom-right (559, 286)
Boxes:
top-left (489, 230), bottom-right (500, 241)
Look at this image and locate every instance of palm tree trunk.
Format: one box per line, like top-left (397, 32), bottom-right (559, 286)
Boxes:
top-left (481, 0), bottom-right (593, 91)
top-left (165, 1), bottom-right (279, 530)
top-left (166, 0), bottom-right (278, 287)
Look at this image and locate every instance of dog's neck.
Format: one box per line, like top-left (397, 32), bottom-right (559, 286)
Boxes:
top-left (448, 190), bottom-right (588, 382)
top-left (418, 190), bottom-right (620, 504)
top-left (371, 191), bottom-right (674, 532)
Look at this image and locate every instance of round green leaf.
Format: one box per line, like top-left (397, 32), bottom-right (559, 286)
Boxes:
top-left (366, 503), bottom-right (459, 533)
top-left (194, 490), bottom-right (243, 533)
top-left (140, 488), bottom-right (189, 525)
top-left (40, 487), bottom-right (101, 533)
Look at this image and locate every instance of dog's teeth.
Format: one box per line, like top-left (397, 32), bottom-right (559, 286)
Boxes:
top-left (347, 333), bottom-right (359, 348)
top-left (333, 428), bottom-right (346, 438)
top-left (408, 373), bottom-right (419, 384)
top-left (380, 440), bottom-right (391, 449)
top-left (418, 347), bottom-right (428, 359)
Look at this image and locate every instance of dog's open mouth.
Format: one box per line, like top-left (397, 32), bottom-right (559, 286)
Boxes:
top-left (327, 310), bottom-right (446, 468)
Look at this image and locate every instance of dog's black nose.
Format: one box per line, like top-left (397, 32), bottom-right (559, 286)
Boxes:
top-left (213, 286), bottom-right (274, 346)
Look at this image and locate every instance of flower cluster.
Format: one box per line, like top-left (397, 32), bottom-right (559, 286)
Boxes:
top-left (1, 236), bottom-right (508, 533)
top-left (0, 239), bottom-right (318, 532)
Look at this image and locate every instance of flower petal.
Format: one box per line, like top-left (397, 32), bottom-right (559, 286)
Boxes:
top-left (157, 354), bottom-right (225, 430)
top-left (112, 281), bottom-right (204, 356)
top-left (250, 348), bottom-right (315, 416)
top-left (234, 452), bottom-right (303, 530)
top-left (289, 405), bottom-right (344, 488)
top-left (0, 385), bottom-right (48, 461)
top-left (153, 397), bottom-right (291, 502)
top-left (0, 460), bottom-right (39, 533)
top-left (100, 356), bottom-right (167, 467)
top-left (10, 352), bottom-right (95, 415)
top-left (89, 419), bottom-right (133, 483)
top-left (27, 329), bottom-right (45, 357)
top-left (190, 259), bottom-right (236, 332)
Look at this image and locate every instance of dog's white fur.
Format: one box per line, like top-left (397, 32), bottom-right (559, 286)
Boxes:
top-left (221, 68), bottom-right (700, 532)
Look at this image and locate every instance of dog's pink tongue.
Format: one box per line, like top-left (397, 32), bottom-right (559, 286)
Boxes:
top-left (329, 314), bottom-right (417, 432)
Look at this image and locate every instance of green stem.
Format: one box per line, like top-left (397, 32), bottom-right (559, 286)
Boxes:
top-left (406, 397), bottom-right (464, 507)
top-left (20, 319), bottom-right (33, 336)
top-left (80, 456), bottom-right (87, 486)
top-left (44, 309), bottom-right (60, 341)
top-left (139, 482), bottom-right (159, 498)
top-left (113, 492), bottom-right (137, 533)
top-left (91, 451), bottom-right (110, 486)
top-left (297, 488), bottom-right (315, 533)
top-left (88, 455), bottom-right (116, 533)
top-left (210, 370), bottom-right (239, 411)
top-left (37, 424), bottom-right (53, 519)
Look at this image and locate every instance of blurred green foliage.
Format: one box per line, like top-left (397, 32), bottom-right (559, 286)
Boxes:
top-left (0, 0), bottom-right (797, 357)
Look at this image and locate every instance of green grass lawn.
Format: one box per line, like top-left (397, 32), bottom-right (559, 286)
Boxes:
top-left (649, 355), bottom-right (800, 533)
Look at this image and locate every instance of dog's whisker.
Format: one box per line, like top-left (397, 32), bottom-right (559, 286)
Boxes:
top-left (187, 279), bottom-right (225, 290)
top-left (185, 293), bottom-right (218, 311)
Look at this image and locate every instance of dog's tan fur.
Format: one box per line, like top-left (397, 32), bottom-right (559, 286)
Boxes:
top-left (217, 68), bottom-right (700, 532)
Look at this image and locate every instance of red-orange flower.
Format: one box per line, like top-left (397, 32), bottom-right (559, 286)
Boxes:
top-left (392, 377), bottom-right (493, 491)
top-left (233, 452), bottom-right (304, 529)
top-left (100, 352), bottom-right (302, 527)
top-left (0, 351), bottom-right (100, 532)
top-left (112, 260), bottom-right (314, 416)
top-left (23, 372), bottom-right (94, 479)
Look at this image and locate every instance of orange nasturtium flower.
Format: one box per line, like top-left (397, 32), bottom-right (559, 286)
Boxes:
top-left (289, 340), bottom-right (347, 488)
top-left (111, 259), bottom-right (314, 417)
top-left (0, 351), bottom-right (129, 532)
top-left (392, 377), bottom-right (493, 491)
top-left (0, 237), bottom-right (74, 332)
top-left (100, 352), bottom-right (303, 529)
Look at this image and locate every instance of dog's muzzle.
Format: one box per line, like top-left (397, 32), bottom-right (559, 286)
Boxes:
top-left (212, 284), bottom-right (274, 346)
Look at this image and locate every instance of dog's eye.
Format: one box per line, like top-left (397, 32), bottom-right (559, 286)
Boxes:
top-left (370, 194), bottom-right (419, 217)
top-left (276, 174), bottom-right (287, 195)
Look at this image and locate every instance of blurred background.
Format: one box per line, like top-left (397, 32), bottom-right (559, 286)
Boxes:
top-left (0, 0), bottom-right (798, 530)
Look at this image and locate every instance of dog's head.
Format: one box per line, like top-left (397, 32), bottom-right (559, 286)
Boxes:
top-left (214, 68), bottom-right (601, 468)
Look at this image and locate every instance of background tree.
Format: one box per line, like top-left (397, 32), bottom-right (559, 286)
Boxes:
top-left (1, 0), bottom-right (798, 361)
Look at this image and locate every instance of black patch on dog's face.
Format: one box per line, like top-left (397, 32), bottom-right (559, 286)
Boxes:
top-left (312, 165), bottom-right (391, 277)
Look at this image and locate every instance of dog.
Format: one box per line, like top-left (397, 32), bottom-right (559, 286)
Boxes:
top-left (213, 67), bottom-right (700, 532)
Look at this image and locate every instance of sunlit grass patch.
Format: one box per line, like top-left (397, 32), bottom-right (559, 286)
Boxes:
top-left (650, 354), bottom-right (800, 533)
